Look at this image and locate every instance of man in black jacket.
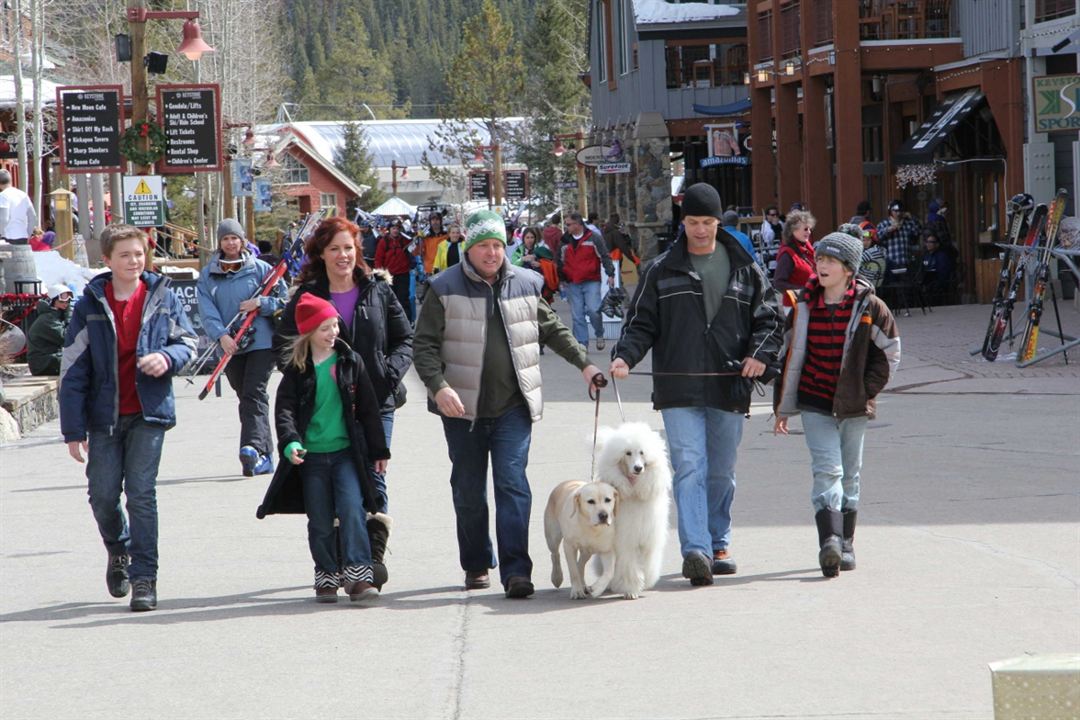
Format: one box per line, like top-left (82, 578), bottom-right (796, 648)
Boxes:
top-left (609, 183), bottom-right (783, 587)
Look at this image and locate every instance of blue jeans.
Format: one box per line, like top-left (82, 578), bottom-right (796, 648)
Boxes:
top-left (368, 409), bottom-right (395, 513)
top-left (565, 280), bottom-right (603, 345)
top-left (86, 415), bottom-right (166, 581)
top-left (661, 407), bottom-right (745, 557)
top-left (441, 405), bottom-right (533, 586)
top-left (300, 449), bottom-right (372, 575)
top-left (801, 411), bottom-right (867, 513)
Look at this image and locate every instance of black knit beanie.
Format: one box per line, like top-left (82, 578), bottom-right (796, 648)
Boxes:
top-left (681, 183), bottom-right (723, 219)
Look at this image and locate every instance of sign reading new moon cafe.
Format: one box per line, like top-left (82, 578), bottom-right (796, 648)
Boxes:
top-left (1033, 74), bottom-right (1080, 133)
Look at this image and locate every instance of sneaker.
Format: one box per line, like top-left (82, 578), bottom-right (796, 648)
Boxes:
top-left (107, 553), bottom-right (131, 598)
top-left (345, 580), bottom-right (379, 604)
top-left (682, 552), bottom-right (714, 586)
top-left (464, 570), bottom-right (490, 590)
top-left (596, 337), bottom-right (606, 351)
top-left (239, 446), bottom-right (259, 477)
top-left (130, 579), bottom-right (157, 612)
top-left (252, 454), bottom-right (275, 476)
top-left (711, 549), bottom-right (738, 575)
top-left (315, 586), bottom-right (339, 604)
top-left (504, 576), bottom-right (535, 599)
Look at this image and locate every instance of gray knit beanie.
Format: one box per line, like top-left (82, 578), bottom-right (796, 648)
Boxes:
top-left (815, 232), bottom-right (863, 275)
top-left (217, 218), bottom-right (246, 242)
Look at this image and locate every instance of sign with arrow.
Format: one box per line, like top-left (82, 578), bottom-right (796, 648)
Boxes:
top-left (122, 175), bottom-right (165, 227)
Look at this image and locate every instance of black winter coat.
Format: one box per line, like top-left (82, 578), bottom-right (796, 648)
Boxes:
top-left (613, 232), bottom-right (784, 413)
top-left (273, 270), bottom-right (413, 412)
top-left (257, 339), bottom-right (390, 519)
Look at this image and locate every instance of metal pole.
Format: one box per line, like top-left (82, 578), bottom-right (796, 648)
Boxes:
top-left (493, 143), bottom-right (504, 212)
top-left (577, 128), bottom-right (588, 217)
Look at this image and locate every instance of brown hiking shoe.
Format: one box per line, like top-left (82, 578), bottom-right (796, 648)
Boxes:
top-left (711, 549), bottom-right (737, 575)
top-left (464, 570), bottom-right (490, 590)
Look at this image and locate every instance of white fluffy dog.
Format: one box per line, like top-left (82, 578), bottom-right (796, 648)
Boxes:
top-left (593, 422), bottom-right (672, 599)
top-left (544, 480), bottom-right (618, 599)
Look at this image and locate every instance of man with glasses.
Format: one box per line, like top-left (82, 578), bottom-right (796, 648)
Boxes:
top-left (557, 213), bottom-right (615, 351)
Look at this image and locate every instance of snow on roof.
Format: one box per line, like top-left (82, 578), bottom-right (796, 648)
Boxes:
top-left (633, 0), bottom-right (740, 25)
top-left (0, 76), bottom-right (60, 108)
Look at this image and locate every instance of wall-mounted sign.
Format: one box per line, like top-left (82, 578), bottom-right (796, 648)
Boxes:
top-left (555, 180), bottom-right (579, 190)
top-left (469, 171), bottom-right (491, 201)
top-left (503, 170), bottom-right (529, 200)
top-left (1033, 74), bottom-right (1080, 133)
top-left (700, 155), bottom-right (750, 168)
top-left (705, 123), bottom-right (744, 159)
top-left (157, 83), bottom-right (222, 172)
top-left (122, 175), bottom-right (165, 227)
top-left (56, 85), bottom-right (124, 173)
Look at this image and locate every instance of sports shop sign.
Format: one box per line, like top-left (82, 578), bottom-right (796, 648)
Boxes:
top-left (1033, 74), bottom-right (1080, 133)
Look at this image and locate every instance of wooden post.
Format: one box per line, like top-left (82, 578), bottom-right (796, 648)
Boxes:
top-left (126, 0), bottom-right (150, 175)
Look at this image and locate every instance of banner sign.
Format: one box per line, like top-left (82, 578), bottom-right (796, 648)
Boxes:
top-left (503, 170), bottom-right (529, 200)
top-left (56, 85), bottom-right (124, 173)
top-left (231, 158), bottom-right (253, 197)
top-left (596, 162), bottom-right (632, 174)
top-left (699, 155), bottom-right (750, 168)
top-left (157, 84), bottom-right (222, 172)
top-left (122, 175), bottom-right (165, 227)
top-left (1033, 74), bottom-right (1080, 133)
top-left (469, 171), bottom-right (491, 201)
top-left (253, 179), bottom-right (273, 213)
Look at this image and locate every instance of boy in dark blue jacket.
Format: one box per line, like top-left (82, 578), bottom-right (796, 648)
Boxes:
top-left (60, 225), bottom-right (197, 611)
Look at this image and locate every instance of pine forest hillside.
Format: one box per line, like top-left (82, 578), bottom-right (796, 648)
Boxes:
top-left (282, 0), bottom-right (536, 119)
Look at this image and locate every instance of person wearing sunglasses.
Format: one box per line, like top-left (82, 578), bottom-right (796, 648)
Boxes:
top-left (196, 219), bottom-right (288, 477)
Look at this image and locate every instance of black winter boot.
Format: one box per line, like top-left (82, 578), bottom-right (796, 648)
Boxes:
top-left (367, 513), bottom-right (393, 589)
top-left (841, 509), bottom-right (857, 571)
top-left (814, 508), bottom-right (843, 578)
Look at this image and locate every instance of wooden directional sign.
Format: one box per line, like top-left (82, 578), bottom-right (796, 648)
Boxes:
top-left (469, 171), bottom-right (491, 201)
top-left (503, 170), bottom-right (529, 201)
top-left (157, 84), bottom-right (222, 173)
top-left (56, 85), bottom-right (124, 173)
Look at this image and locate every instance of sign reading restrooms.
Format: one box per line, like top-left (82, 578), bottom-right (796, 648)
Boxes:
top-left (157, 84), bottom-right (222, 172)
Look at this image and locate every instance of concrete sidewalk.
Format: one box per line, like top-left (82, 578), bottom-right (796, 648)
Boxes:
top-left (1, 302), bottom-right (1077, 720)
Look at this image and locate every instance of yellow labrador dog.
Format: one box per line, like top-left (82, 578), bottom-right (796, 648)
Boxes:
top-left (544, 480), bottom-right (618, 599)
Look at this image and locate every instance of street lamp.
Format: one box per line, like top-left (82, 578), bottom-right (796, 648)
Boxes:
top-left (176, 18), bottom-right (214, 61)
top-left (551, 130), bottom-right (588, 217)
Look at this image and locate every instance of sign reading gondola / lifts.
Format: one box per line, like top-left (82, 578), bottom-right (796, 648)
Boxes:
top-left (122, 175), bottom-right (165, 227)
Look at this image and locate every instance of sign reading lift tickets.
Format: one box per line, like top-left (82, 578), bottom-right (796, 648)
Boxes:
top-left (157, 83), bottom-right (222, 173)
top-left (56, 85), bottom-right (125, 173)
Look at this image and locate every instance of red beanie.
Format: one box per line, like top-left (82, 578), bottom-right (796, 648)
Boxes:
top-left (295, 293), bottom-right (339, 335)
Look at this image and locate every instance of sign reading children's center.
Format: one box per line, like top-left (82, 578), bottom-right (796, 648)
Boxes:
top-left (122, 175), bottom-right (165, 227)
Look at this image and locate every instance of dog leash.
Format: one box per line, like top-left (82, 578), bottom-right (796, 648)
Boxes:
top-left (623, 369), bottom-right (769, 397)
top-left (588, 372), bottom-right (608, 481)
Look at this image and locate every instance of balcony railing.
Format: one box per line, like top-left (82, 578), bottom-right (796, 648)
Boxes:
top-left (859, 0), bottom-right (957, 41)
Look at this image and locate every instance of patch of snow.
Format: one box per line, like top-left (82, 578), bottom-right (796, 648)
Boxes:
top-left (633, 0), bottom-right (740, 24)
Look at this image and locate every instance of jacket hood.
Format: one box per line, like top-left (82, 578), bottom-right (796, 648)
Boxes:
top-left (370, 268), bottom-right (393, 284)
top-left (666, 229), bottom-right (756, 271)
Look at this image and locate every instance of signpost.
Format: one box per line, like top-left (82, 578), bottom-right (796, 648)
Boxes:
top-left (503, 170), bottom-right (529, 201)
top-left (157, 83), bottom-right (222, 172)
top-left (469, 171), bottom-right (491, 202)
top-left (56, 85), bottom-right (125, 173)
top-left (122, 175), bottom-right (166, 227)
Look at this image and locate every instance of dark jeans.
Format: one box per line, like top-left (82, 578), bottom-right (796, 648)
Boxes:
top-left (441, 404), bottom-right (533, 586)
top-left (391, 273), bottom-right (413, 323)
top-left (223, 348), bottom-right (275, 457)
top-left (369, 409), bottom-right (394, 513)
top-left (300, 449), bottom-right (372, 575)
top-left (86, 415), bottom-right (166, 580)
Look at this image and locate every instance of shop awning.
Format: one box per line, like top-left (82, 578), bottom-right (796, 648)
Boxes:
top-left (693, 98), bottom-right (752, 116)
top-left (894, 88), bottom-right (984, 165)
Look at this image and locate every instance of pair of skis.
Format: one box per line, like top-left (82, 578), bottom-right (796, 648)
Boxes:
top-left (980, 189), bottom-right (1068, 362)
top-left (194, 209), bottom-right (328, 400)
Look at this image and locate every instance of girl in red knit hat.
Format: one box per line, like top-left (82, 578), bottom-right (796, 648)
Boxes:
top-left (256, 293), bottom-right (390, 603)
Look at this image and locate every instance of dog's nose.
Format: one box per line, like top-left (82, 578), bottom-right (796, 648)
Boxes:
top-left (632, 464), bottom-right (644, 475)
top-left (598, 511), bottom-right (609, 524)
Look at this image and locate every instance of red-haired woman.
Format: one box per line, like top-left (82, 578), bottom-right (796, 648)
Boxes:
top-left (272, 215), bottom-right (413, 589)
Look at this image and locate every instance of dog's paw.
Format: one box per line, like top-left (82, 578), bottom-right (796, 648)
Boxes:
top-left (621, 591), bottom-right (640, 600)
top-left (570, 586), bottom-right (589, 599)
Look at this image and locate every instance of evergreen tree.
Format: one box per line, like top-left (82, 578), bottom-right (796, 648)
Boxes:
top-left (336, 122), bottom-right (387, 210)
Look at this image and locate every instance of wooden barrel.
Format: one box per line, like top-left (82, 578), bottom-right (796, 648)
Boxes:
top-left (0, 243), bottom-right (41, 294)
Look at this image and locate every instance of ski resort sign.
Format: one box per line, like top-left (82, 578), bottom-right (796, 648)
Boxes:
top-left (1033, 74), bottom-right (1080, 132)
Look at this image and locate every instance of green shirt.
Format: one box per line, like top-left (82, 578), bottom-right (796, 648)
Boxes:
top-left (304, 352), bottom-right (350, 453)
top-left (477, 296), bottom-right (526, 418)
top-left (690, 244), bottom-right (731, 324)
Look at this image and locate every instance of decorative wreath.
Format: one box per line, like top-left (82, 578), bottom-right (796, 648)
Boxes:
top-left (120, 120), bottom-right (167, 166)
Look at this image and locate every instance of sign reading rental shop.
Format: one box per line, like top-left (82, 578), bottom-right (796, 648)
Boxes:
top-left (1033, 74), bottom-right (1080, 133)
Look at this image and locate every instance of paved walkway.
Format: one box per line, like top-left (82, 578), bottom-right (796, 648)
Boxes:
top-left (1, 300), bottom-right (1077, 719)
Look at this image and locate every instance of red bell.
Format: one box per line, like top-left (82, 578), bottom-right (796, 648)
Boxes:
top-left (176, 19), bottom-right (215, 61)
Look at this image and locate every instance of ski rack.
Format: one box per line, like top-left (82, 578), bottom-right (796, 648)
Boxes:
top-left (1015, 245), bottom-right (1080, 368)
top-left (968, 241), bottom-right (1043, 356)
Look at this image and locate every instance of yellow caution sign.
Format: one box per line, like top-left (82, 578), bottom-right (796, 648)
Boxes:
top-left (133, 179), bottom-right (154, 196)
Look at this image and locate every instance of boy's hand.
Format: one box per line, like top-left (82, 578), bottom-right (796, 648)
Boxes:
top-left (67, 440), bottom-right (88, 463)
top-left (374, 459), bottom-right (388, 474)
top-left (773, 416), bottom-right (789, 435)
top-left (137, 352), bottom-right (170, 377)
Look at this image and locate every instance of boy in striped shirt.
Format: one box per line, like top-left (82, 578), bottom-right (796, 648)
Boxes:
top-left (772, 232), bottom-right (901, 578)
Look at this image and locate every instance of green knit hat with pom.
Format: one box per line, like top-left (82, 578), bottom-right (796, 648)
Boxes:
top-left (463, 210), bottom-right (507, 251)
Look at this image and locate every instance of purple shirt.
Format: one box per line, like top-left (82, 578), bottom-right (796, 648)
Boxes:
top-left (330, 287), bottom-right (359, 332)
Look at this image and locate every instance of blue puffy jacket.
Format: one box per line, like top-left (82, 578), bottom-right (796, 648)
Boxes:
top-left (59, 271), bottom-right (197, 441)
top-left (196, 251), bottom-right (286, 352)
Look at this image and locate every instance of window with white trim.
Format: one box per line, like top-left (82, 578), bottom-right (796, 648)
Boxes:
top-left (597, 2), bottom-right (608, 83)
top-left (282, 154), bottom-right (309, 185)
top-left (319, 192), bottom-right (337, 211)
